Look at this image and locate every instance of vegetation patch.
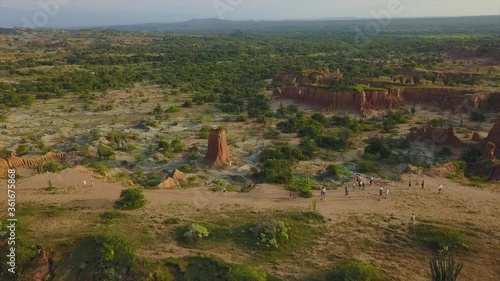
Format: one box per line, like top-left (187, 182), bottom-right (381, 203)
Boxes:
top-left (326, 261), bottom-right (385, 281)
top-left (410, 223), bottom-right (469, 254)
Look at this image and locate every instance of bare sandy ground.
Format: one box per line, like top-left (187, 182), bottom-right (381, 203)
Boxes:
top-left (1, 166), bottom-right (499, 280)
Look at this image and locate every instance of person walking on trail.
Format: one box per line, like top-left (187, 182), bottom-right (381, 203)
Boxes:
top-left (379, 186), bottom-right (383, 197)
top-left (385, 188), bottom-right (389, 199)
top-left (421, 180), bottom-right (425, 189)
top-left (345, 185), bottom-right (349, 196)
top-left (361, 181), bottom-right (366, 191)
top-left (369, 176), bottom-right (374, 186)
top-left (411, 213), bottom-right (415, 225)
top-left (321, 188), bottom-right (327, 201)
top-left (438, 184), bottom-right (443, 194)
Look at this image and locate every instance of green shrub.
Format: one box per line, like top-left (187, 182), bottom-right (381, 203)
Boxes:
top-left (327, 261), bottom-right (385, 281)
top-left (435, 147), bottom-right (453, 159)
top-left (15, 144), bottom-right (29, 156)
top-left (166, 106), bottom-right (181, 113)
top-left (411, 223), bottom-right (469, 253)
top-left (252, 220), bottom-right (289, 249)
top-left (115, 188), bottom-right (146, 210)
top-left (97, 144), bottom-right (115, 159)
top-left (228, 266), bottom-right (267, 281)
top-left (470, 111), bottom-right (486, 122)
top-left (460, 145), bottom-right (483, 163)
top-left (289, 176), bottom-right (316, 198)
top-left (199, 125), bottom-right (211, 139)
top-left (69, 233), bottom-right (136, 281)
top-left (177, 164), bottom-right (192, 173)
top-left (357, 160), bottom-right (376, 173)
top-left (39, 161), bottom-right (62, 173)
top-left (430, 118), bottom-right (447, 127)
top-left (364, 137), bottom-right (391, 158)
top-left (183, 224), bottom-right (210, 244)
top-left (262, 159), bottom-right (293, 184)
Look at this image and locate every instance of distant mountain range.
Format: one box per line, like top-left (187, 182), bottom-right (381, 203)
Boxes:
top-left (1, 12), bottom-right (499, 33)
top-left (105, 16), bottom-right (500, 33)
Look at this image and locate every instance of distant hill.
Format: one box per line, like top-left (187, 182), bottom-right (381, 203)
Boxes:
top-left (107, 15), bottom-right (500, 33)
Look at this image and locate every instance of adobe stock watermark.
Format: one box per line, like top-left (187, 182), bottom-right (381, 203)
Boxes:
top-left (22, 0), bottom-right (71, 29)
top-left (338, 0), bottom-right (404, 59)
top-left (213, 0), bottom-right (243, 20)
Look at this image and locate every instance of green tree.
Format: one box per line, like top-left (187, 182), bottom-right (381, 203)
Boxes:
top-left (97, 144), bottom-right (115, 159)
top-left (115, 188), bottom-right (146, 210)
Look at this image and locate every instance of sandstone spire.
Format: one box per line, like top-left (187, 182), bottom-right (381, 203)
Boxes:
top-left (205, 128), bottom-right (229, 168)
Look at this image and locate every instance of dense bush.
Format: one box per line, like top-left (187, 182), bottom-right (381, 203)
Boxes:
top-left (327, 261), bottom-right (385, 281)
top-left (470, 111), bottom-right (486, 122)
top-left (39, 161), bottom-right (63, 173)
top-left (357, 160), bottom-right (376, 173)
top-left (183, 223), bottom-right (210, 244)
top-left (364, 137), bottom-right (391, 158)
top-left (262, 159), bottom-right (293, 184)
top-left (460, 144), bottom-right (483, 163)
top-left (435, 147), bottom-right (453, 159)
top-left (251, 220), bottom-right (289, 249)
top-left (115, 188), bottom-right (146, 210)
top-left (15, 144), bottom-right (29, 156)
top-left (67, 233), bottom-right (136, 281)
top-left (97, 144), bottom-right (115, 159)
top-left (289, 176), bottom-right (316, 198)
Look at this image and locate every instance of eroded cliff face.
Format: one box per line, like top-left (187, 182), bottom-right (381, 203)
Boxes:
top-left (274, 85), bottom-right (400, 115)
top-left (273, 73), bottom-right (500, 115)
top-left (205, 129), bottom-right (230, 168)
top-left (393, 88), bottom-right (496, 113)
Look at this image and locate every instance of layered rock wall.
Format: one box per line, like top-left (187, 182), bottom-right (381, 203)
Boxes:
top-left (0, 151), bottom-right (77, 175)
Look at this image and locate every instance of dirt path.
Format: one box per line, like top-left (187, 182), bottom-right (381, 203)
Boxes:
top-left (2, 167), bottom-right (499, 281)
top-left (3, 166), bottom-right (499, 232)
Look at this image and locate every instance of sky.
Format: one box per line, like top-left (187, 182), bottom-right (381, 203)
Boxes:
top-left (0, 0), bottom-right (499, 28)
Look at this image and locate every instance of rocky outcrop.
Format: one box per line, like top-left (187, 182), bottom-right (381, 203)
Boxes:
top-left (483, 118), bottom-right (500, 146)
top-left (465, 142), bottom-right (500, 181)
top-left (407, 126), bottom-right (467, 148)
top-left (274, 85), bottom-right (401, 115)
top-left (273, 73), bottom-right (500, 115)
top-left (0, 151), bottom-right (77, 175)
top-left (205, 128), bottom-right (230, 168)
top-left (20, 250), bottom-right (53, 281)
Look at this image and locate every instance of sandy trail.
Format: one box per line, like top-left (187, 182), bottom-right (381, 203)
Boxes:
top-left (3, 166), bottom-right (498, 233)
top-left (1, 166), bottom-right (499, 281)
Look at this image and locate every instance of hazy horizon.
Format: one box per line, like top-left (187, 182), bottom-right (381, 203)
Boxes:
top-left (0, 0), bottom-right (499, 28)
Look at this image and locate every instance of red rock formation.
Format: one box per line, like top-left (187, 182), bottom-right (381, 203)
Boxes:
top-left (205, 128), bottom-right (230, 168)
top-left (483, 118), bottom-right (500, 146)
top-left (274, 85), bottom-right (401, 116)
top-left (465, 142), bottom-right (500, 181)
top-left (20, 250), bottom-right (52, 281)
top-left (272, 73), bottom-right (500, 115)
top-left (0, 151), bottom-right (77, 175)
top-left (407, 126), bottom-right (467, 148)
